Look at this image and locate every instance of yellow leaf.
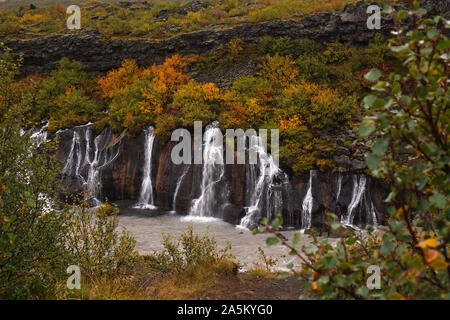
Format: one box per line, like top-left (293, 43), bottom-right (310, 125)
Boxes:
top-left (389, 293), bottom-right (405, 300)
top-left (312, 281), bottom-right (318, 290)
top-left (429, 258), bottom-right (448, 271)
top-left (425, 250), bottom-right (448, 270)
top-left (425, 249), bottom-right (439, 263)
top-left (395, 207), bottom-right (406, 219)
top-left (417, 238), bottom-right (438, 249)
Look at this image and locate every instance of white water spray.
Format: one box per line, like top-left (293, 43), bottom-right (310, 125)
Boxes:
top-left (190, 122), bottom-right (227, 217)
top-left (172, 164), bottom-right (190, 213)
top-left (61, 125), bottom-right (121, 206)
top-left (134, 127), bottom-right (157, 210)
top-left (301, 170), bottom-right (315, 230)
top-left (342, 175), bottom-right (367, 225)
top-left (239, 135), bottom-right (290, 229)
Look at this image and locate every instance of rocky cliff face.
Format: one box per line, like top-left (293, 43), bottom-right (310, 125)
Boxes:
top-left (56, 125), bottom-right (389, 230)
top-left (5, 0), bottom-right (449, 75)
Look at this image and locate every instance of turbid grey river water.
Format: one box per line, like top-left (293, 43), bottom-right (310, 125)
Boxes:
top-left (117, 202), bottom-right (313, 270)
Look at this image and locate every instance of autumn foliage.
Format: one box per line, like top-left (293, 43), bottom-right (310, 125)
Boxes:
top-left (8, 33), bottom-right (379, 173)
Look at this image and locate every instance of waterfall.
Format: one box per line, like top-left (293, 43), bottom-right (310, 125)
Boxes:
top-left (84, 128), bottom-right (102, 205)
top-left (367, 194), bottom-right (378, 226)
top-left (27, 121), bottom-right (53, 213)
top-left (61, 124), bottom-right (121, 206)
top-left (301, 170), bottom-right (315, 230)
top-left (335, 172), bottom-right (343, 203)
top-left (30, 121), bottom-right (49, 148)
top-left (341, 175), bottom-right (367, 225)
top-left (62, 130), bottom-right (82, 178)
top-left (171, 164), bottom-right (190, 213)
top-left (190, 122), bottom-right (227, 217)
top-left (245, 157), bottom-right (257, 206)
top-left (239, 135), bottom-right (291, 229)
top-left (134, 127), bottom-right (157, 210)
top-left (362, 180), bottom-right (378, 226)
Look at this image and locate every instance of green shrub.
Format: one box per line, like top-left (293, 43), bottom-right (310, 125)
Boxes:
top-left (150, 226), bottom-right (232, 273)
top-left (257, 36), bottom-right (293, 56)
top-left (0, 49), bottom-right (70, 299)
top-left (0, 50), bottom-right (140, 298)
top-left (104, 16), bottom-right (131, 36)
top-left (65, 202), bottom-right (140, 280)
top-left (32, 58), bottom-right (94, 129)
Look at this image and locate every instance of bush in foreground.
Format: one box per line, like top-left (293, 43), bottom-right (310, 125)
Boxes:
top-left (259, 3), bottom-right (449, 300)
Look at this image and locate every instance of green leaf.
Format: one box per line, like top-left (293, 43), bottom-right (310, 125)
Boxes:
top-left (330, 222), bottom-right (340, 230)
top-left (317, 275), bottom-right (330, 286)
top-left (430, 193), bottom-right (446, 209)
top-left (427, 29), bottom-right (439, 39)
top-left (364, 69), bottom-right (382, 82)
top-left (346, 237), bottom-right (357, 245)
top-left (380, 241), bottom-right (394, 256)
top-left (266, 237), bottom-right (279, 247)
top-left (252, 228), bottom-right (261, 235)
top-left (278, 272), bottom-right (290, 279)
top-left (372, 137), bottom-right (388, 156)
top-left (366, 154), bottom-right (381, 170)
top-left (391, 82), bottom-right (401, 95)
top-left (372, 98), bottom-right (386, 109)
top-left (360, 119), bottom-right (376, 137)
top-left (400, 95), bottom-right (412, 105)
top-left (322, 254), bottom-right (337, 269)
top-left (26, 199), bottom-right (35, 208)
top-left (390, 43), bottom-right (409, 52)
top-left (271, 215), bottom-right (282, 230)
top-left (422, 142), bottom-right (438, 155)
top-left (363, 95), bottom-right (377, 107)
top-left (396, 10), bottom-right (408, 21)
top-left (436, 40), bottom-right (450, 51)
top-left (417, 86), bottom-right (427, 98)
top-left (356, 286), bottom-right (370, 297)
top-left (382, 4), bottom-right (392, 14)
top-left (293, 232), bottom-right (301, 245)
top-left (417, 200), bottom-right (431, 213)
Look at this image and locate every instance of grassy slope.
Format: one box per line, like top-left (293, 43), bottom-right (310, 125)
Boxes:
top-left (0, 0), bottom-right (362, 40)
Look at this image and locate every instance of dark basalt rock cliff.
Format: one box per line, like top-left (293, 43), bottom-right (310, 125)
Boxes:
top-left (5, 0), bottom-right (449, 75)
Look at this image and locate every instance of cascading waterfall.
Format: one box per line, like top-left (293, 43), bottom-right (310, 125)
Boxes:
top-left (61, 124), bottom-right (121, 206)
top-left (366, 194), bottom-right (378, 226)
top-left (335, 172), bottom-right (343, 204)
top-left (134, 127), bottom-right (157, 210)
top-left (245, 157), bottom-right (257, 207)
top-left (239, 135), bottom-right (291, 229)
top-left (62, 131), bottom-right (82, 178)
top-left (29, 121), bottom-right (53, 213)
top-left (171, 164), bottom-right (190, 213)
top-left (30, 121), bottom-right (49, 148)
top-left (362, 181), bottom-right (378, 226)
top-left (341, 175), bottom-right (367, 225)
top-left (84, 128), bottom-right (102, 205)
top-left (190, 123), bottom-right (227, 217)
top-left (301, 170), bottom-right (315, 230)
